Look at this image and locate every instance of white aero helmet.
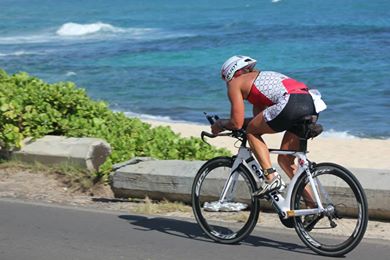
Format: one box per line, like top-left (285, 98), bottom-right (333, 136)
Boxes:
top-left (221, 55), bottom-right (257, 82)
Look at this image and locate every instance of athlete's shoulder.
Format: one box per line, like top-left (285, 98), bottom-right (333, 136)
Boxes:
top-left (257, 71), bottom-right (290, 81)
top-left (263, 71), bottom-right (290, 79)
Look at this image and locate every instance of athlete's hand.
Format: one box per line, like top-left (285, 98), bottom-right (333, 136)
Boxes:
top-left (211, 120), bottom-right (225, 134)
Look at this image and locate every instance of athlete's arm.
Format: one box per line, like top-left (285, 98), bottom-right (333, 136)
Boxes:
top-left (227, 82), bottom-right (245, 129)
top-left (211, 82), bottom-right (245, 134)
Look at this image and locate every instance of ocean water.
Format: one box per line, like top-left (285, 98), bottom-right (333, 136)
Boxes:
top-left (0, 0), bottom-right (389, 139)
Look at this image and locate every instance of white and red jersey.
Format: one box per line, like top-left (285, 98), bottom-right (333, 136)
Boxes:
top-left (247, 71), bottom-right (309, 108)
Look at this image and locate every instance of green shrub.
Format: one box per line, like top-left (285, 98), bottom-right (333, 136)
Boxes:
top-left (0, 69), bottom-right (230, 174)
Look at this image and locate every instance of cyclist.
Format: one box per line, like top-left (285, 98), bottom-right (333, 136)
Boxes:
top-left (211, 55), bottom-right (317, 198)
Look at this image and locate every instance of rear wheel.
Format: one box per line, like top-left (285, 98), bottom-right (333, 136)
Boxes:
top-left (191, 157), bottom-right (260, 244)
top-left (291, 163), bottom-right (368, 256)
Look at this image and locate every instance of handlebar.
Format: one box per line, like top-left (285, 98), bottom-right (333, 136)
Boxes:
top-left (202, 112), bottom-right (247, 145)
top-left (200, 129), bottom-right (247, 146)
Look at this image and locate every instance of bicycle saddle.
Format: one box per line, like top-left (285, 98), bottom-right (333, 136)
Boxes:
top-left (294, 115), bottom-right (323, 139)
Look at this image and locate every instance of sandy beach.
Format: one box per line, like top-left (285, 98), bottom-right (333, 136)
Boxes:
top-left (144, 120), bottom-right (390, 171)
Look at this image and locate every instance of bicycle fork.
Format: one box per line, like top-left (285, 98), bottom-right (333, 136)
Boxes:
top-left (218, 170), bottom-right (240, 202)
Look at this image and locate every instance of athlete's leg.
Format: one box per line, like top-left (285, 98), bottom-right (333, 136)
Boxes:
top-left (278, 131), bottom-right (299, 178)
top-left (247, 112), bottom-right (286, 197)
top-left (246, 111), bottom-right (276, 180)
top-left (278, 131), bottom-right (316, 208)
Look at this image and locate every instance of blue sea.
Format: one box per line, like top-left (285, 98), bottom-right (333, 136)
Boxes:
top-left (1, 0), bottom-right (389, 139)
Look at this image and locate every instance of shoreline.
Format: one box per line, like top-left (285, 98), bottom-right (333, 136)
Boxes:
top-left (143, 119), bottom-right (390, 170)
top-left (128, 113), bottom-right (389, 141)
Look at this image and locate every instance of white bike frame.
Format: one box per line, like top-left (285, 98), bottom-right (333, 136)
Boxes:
top-left (219, 146), bottom-right (325, 219)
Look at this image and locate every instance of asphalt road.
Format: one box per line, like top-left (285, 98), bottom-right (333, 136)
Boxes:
top-left (0, 198), bottom-right (388, 260)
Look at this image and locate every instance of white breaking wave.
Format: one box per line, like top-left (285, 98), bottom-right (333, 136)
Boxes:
top-left (65, 71), bottom-right (77, 77)
top-left (122, 111), bottom-right (202, 125)
top-left (321, 130), bottom-right (389, 140)
top-left (0, 50), bottom-right (41, 57)
top-left (0, 22), bottom-right (191, 45)
top-left (123, 111), bottom-right (174, 123)
top-left (56, 22), bottom-right (125, 36)
top-left (0, 34), bottom-right (58, 45)
top-left (321, 129), bottom-right (356, 139)
top-left (55, 22), bottom-right (193, 40)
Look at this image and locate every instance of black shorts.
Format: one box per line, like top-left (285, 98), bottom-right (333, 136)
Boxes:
top-left (266, 94), bottom-right (316, 135)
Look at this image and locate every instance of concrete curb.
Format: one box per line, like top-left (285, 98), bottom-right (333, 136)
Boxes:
top-left (110, 158), bottom-right (390, 221)
top-left (2, 133), bottom-right (388, 220)
top-left (11, 135), bottom-right (111, 172)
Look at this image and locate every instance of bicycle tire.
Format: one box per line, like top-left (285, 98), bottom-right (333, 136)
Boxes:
top-left (191, 156), bottom-right (260, 244)
top-left (291, 162), bottom-right (368, 256)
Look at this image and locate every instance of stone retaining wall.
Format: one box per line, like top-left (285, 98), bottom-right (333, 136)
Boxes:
top-left (11, 135), bottom-right (111, 172)
top-left (110, 158), bottom-right (390, 221)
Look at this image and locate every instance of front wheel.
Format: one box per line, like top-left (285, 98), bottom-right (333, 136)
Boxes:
top-left (291, 163), bottom-right (368, 256)
top-left (191, 156), bottom-right (260, 244)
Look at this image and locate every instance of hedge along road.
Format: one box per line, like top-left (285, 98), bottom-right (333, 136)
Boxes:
top-left (0, 198), bottom-right (389, 260)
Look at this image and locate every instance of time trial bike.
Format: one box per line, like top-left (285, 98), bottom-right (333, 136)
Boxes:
top-left (191, 114), bottom-right (368, 257)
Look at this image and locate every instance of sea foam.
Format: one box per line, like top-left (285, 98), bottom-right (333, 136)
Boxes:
top-left (56, 22), bottom-right (125, 36)
top-left (0, 50), bottom-right (40, 57)
top-left (321, 129), bottom-right (356, 139)
top-left (0, 22), bottom-right (192, 45)
top-left (65, 71), bottom-right (77, 77)
top-left (123, 111), bottom-right (174, 123)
